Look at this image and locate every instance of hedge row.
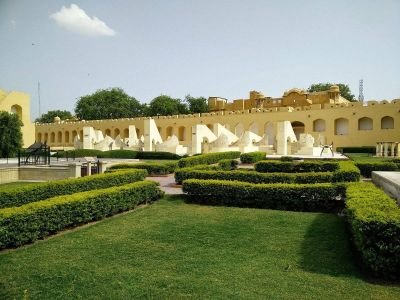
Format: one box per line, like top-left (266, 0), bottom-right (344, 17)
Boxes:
top-left (354, 162), bottom-right (399, 178)
top-left (108, 161), bottom-right (178, 175)
top-left (255, 160), bottom-right (339, 173)
top-left (0, 181), bottom-right (164, 249)
top-left (178, 151), bottom-right (241, 168)
top-left (56, 149), bottom-right (182, 160)
top-left (337, 147), bottom-right (376, 154)
top-left (182, 179), bottom-right (345, 212)
top-left (0, 170), bottom-right (147, 209)
top-left (218, 159), bottom-right (239, 171)
top-left (346, 182), bottom-right (400, 279)
top-left (240, 152), bottom-right (266, 164)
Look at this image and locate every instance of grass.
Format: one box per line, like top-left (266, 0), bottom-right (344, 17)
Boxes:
top-left (345, 153), bottom-right (397, 163)
top-left (1, 196), bottom-right (399, 299)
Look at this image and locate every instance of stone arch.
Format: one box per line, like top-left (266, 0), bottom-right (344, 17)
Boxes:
top-left (10, 104), bottom-right (22, 121)
top-left (57, 131), bottom-right (62, 143)
top-left (358, 117), bottom-right (373, 130)
top-left (114, 128), bottom-right (120, 138)
top-left (50, 132), bottom-right (55, 143)
top-left (335, 118), bottom-right (349, 135)
top-left (136, 128), bottom-right (140, 137)
top-left (381, 116), bottom-right (394, 129)
top-left (37, 132), bottom-right (42, 143)
top-left (44, 133), bottom-right (48, 143)
top-left (123, 128), bottom-right (129, 138)
top-left (79, 130), bottom-right (83, 140)
top-left (291, 121), bottom-right (305, 140)
top-left (249, 122), bottom-right (259, 135)
top-left (178, 126), bottom-right (186, 141)
top-left (65, 131), bottom-right (70, 144)
top-left (166, 126), bottom-right (174, 138)
top-left (105, 129), bottom-right (111, 137)
top-left (264, 122), bottom-right (275, 146)
top-left (313, 119), bottom-right (326, 132)
top-left (72, 130), bottom-right (77, 141)
top-left (235, 123), bottom-right (244, 137)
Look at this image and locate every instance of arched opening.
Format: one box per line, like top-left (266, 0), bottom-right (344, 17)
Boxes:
top-left (335, 118), bottom-right (349, 135)
top-left (249, 122), bottom-right (259, 135)
top-left (65, 131), bottom-right (70, 144)
top-left (10, 104), bottom-right (22, 121)
top-left (166, 126), bottom-right (174, 138)
top-left (72, 130), bottom-right (77, 141)
top-left (206, 124), bottom-right (213, 130)
top-left (105, 129), bottom-right (111, 137)
top-left (50, 132), bottom-right (55, 143)
top-left (123, 128), bottom-right (129, 138)
top-left (44, 133), bottom-right (48, 143)
top-left (79, 130), bottom-right (83, 140)
top-left (235, 123), bottom-right (244, 137)
top-left (178, 126), bottom-right (186, 141)
top-left (57, 131), bottom-right (62, 143)
top-left (358, 117), bottom-right (373, 130)
top-left (264, 122), bottom-right (275, 146)
top-left (291, 121), bottom-right (305, 140)
top-left (136, 128), bottom-right (140, 137)
top-left (37, 133), bottom-right (42, 143)
top-left (313, 119), bottom-right (326, 132)
top-left (381, 116), bottom-right (394, 129)
top-left (114, 128), bottom-right (120, 138)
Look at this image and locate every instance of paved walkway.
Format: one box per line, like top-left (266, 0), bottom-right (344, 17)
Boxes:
top-left (146, 174), bottom-right (183, 195)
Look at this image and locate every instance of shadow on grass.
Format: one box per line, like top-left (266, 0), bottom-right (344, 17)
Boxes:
top-left (299, 213), bottom-right (362, 278)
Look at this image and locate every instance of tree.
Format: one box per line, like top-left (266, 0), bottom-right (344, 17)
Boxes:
top-left (307, 83), bottom-right (356, 102)
top-left (0, 111), bottom-right (23, 158)
top-left (35, 110), bottom-right (73, 123)
top-left (75, 88), bottom-right (143, 120)
top-left (146, 95), bottom-right (189, 117)
top-left (184, 95), bottom-right (208, 113)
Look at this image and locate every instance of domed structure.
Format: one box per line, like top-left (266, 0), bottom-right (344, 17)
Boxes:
top-left (53, 116), bottom-right (61, 123)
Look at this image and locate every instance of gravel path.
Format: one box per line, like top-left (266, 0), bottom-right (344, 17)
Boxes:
top-left (146, 174), bottom-right (183, 195)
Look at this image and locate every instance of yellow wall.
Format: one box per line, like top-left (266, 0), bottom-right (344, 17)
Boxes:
top-left (0, 89), bottom-right (35, 147)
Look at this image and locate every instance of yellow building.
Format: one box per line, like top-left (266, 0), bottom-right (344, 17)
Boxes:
top-left (3, 86), bottom-right (398, 153)
top-left (0, 89), bottom-right (35, 147)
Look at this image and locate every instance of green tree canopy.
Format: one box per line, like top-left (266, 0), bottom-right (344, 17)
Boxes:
top-left (0, 111), bottom-right (23, 158)
top-left (307, 83), bottom-right (356, 102)
top-left (184, 95), bottom-right (209, 113)
top-left (35, 110), bottom-right (73, 123)
top-left (146, 95), bottom-right (189, 117)
top-left (75, 88), bottom-right (143, 120)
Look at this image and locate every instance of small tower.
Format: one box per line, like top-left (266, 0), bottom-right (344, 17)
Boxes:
top-left (358, 79), bottom-right (364, 103)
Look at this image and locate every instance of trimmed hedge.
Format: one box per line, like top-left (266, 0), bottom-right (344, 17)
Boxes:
top-left (240, 152), bottom-right (266, 164)
top-left (57, 150), bottom-right (181, 160)
top-left (136, 151), bottom-right (182, 160)
top-left (0, 170), bottom-right (147, 209)
top-left (218, 159), bottom-right (238, 171)
top-left (0, 181), bottom-right (164, 249)
top-left (255, 160), bottom-right (339, 173)
top-left (108, 161), bottom-right (178, 175)
top-left (346, 182), bottom-right (400, 279)
top-left (178, 151), bottom-right (241, 168)
top-left (182, 179), bottom-right (345, 212)
top-left (337, 147), bottom-right (375, 154)
top-left (354, 162), bottom-right (399, 178)
top-left (331, 161), bottom-right (361, 182)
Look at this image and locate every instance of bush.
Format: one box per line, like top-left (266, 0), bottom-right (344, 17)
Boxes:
top-left (98, 150), bottom-right (138, 159)
top-left (0, 170), bottom-right (147, 209)
top-left (182, 179), bottom-right (345, 212)
top-left (337, 147), bottom-right (375, 154)
top-left (136, 151), bottom-right (182, 160)
top-left (332, 161), bottom-right (361, 182)
top-left (109, 161), bottom-right (178, 175)
top-left (218, 159), bottom-right (238, 171)
top-left (354, 162), bottom-right (399, 178)
top-left (0, 181), bottom-right (164, 249)
top-left (55, 149), bottom-right (103, 158)
top-left (240, 152), bottom-right (266, 164)
top-left (178, 151), bottom-right (241, 168)
top-left (346, 182), bottom-right (400, 279)
top-left (255, 160), bottom-right (339, 173)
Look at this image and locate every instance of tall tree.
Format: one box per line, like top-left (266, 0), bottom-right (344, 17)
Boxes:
top-left (146, 95), bottom-right (189, 117)
top-left (184, 95), bottom-right (208, 113)
top-left (75, 88), bottom-right (142, 120)
top-left (307, 83), bottom-right (356, 102)
top-left (35, 110), bottom-right (73, 123)
top-left (0, 111), bottom-right (23, 158)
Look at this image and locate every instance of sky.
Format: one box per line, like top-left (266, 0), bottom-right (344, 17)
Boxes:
top-left (1, 0), bottom-right (399, 119)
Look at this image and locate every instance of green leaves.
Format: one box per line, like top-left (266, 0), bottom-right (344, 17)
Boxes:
top-left (0, 111), bottom-right (23, 158)
top-left (178, 151), bottom-right (241, 168)
top-left (35, 110), bottom-right (73, 123)
top-left (307, 83), bottom-right (356, 102)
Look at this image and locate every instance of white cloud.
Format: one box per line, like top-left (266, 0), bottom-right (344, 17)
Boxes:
top-left (50, 4), bottom-right (116, 37)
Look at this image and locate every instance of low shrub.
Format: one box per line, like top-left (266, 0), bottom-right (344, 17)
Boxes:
top-left (346, 182), bottom-right (400, 279)
top-left (218, 159), bottom-right (238, 171)
top-left (354, 162), bottom-right (399, 178)
top-left (240, 152), bottom-right (266, 164)
top-left (337, 147), bottom-right (375, 154)
top-left (182, 179), bottom-right (345, 212)
top-left (55, 149), bottom-right (103, 158)
top-left (98, 150), bottom-right (138, 159)
top-left (178, 151), bottom-right (241, 168)
top-left (109, 161), bottom-right (178, 175)
top-left (0, 181), bottom-right (164, 249)
top-left (136, 151), bottom-right (182, 160)
top-left (255, 160), bottom-right (339, 173)
top-left (332, 161), bottom-right (361, 182)
top-left (0, 169), bottom-right (147, 209)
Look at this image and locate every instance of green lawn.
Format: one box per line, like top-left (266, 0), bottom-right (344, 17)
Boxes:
top-left (1, 196), bottom-right (399, 299)
top-left (345, 153), bottom-right (396, 163)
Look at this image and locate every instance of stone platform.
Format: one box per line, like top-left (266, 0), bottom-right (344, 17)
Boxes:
top-left (372, 171), bottom-right (400, 204)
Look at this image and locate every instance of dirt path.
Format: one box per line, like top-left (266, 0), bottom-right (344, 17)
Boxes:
top-left (146, 174), bottom-right (183, 195)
